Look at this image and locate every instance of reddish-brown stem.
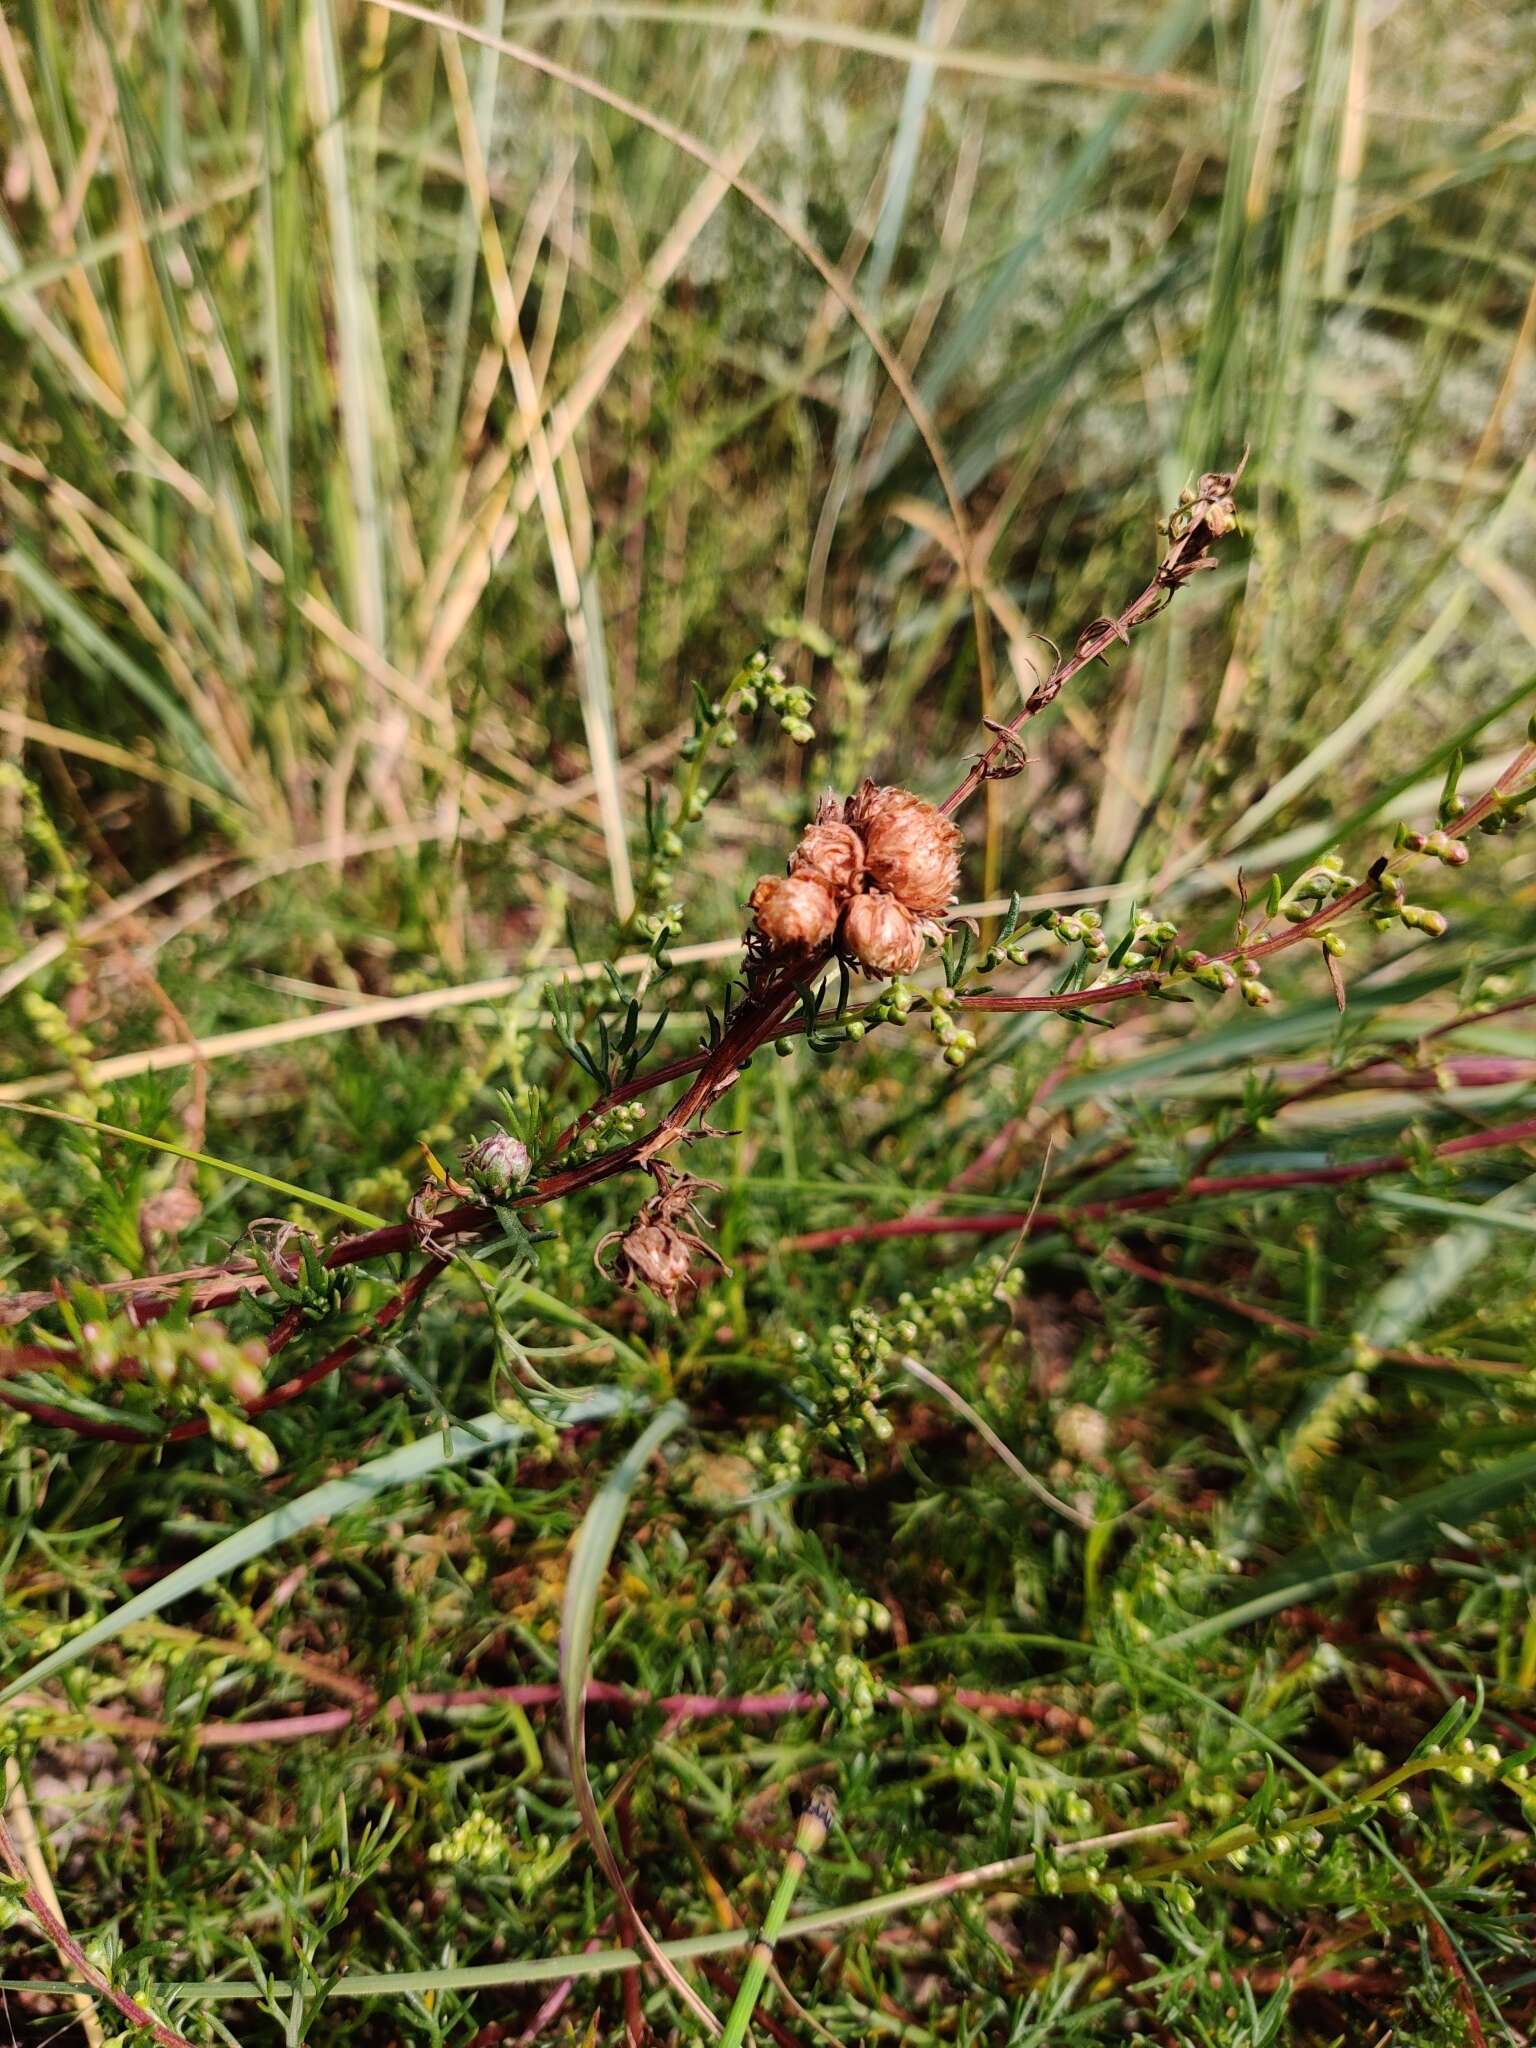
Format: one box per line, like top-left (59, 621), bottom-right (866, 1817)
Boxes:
top-left (954, 742), bottom-right (1536, 1017)
top-left (1427, 1918), bottom-right (1490, 2048)
top-left (1096, 1242), bottom-right (1521, 1376)
top-left (937, 487), bottom-right (1238, 820)
top-left (780, 1112), bottom-right (1536, 1253)
top-left (0, 1258), bottom-right (447, 1444)
top-left (15, 1678), bottom-right (1087, 1751)
top-left (1190, 994), bottom-right (1536, 1172)
top-left (1239, 741), bottom-right (1536, 963)
top-left (0, 1809), bottom-right (197, 2048)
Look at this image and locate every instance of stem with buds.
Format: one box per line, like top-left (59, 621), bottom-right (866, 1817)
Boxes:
top-left (6, 459), bottom-right (1535, 1443)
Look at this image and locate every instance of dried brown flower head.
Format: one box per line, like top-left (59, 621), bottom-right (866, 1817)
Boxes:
top-left (840, 888), bottom-right (925, 979)
top-left (844, 782), bottom-right (961, 917)
top-left (605, 1220), bottom-right (696, 1306)
top-left (748, 872), bottom-right (838, 957)
top-left (789, 816), bottom-right (864, 899)
top-left (596, 1173), bottom-right (728, 1310)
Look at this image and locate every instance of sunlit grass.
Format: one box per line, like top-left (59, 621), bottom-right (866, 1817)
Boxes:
top-left (3, 1), bottom-right (1536, 2040)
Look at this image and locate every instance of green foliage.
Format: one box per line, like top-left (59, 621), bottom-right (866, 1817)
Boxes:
top-left (4, 0), bottom-right (1536, 2042)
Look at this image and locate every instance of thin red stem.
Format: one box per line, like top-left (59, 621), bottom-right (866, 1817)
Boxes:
top-left (18, 1679), bottom-right (1087, 1751)
top-left (780, 1113), bottom-right (1536, 1253)
top-left (0, 1810), bottom-right (197, 2048)
top-left (1097, 1242), bottom-right (1521, 1376)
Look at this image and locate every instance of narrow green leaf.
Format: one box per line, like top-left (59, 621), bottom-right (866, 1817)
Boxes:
top-left (0, 1389), bottom-right (638, 1706)
top-left (0, 1101), bottom-right (388, 1229)
top-left (558, 1401), bottom-right (716, 2031)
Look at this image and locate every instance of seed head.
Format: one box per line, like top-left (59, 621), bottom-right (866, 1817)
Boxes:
top-left (845, 782), bottom-right (961, 916)
top-left (840, 889), bottom-right (925, 979)
top-left (789, 815), bottom-right (864, 899)
top-left (613, 1220), bottom-right (696, 1308)
top-left (596, 1173), bottom-right (729, 1310)
top-left (749, 872), bottom-right (839, 955)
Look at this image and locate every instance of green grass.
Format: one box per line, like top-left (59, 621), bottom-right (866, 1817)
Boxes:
top-left (3, 1), bottom-right (1536, 2042)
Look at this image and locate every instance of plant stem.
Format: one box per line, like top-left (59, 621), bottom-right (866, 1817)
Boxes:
top-left (718, 1791), bottom-right (835, 2048)
top-left (779, 1112), bottom-right (1536, 1252)
top-left (0, 1808), bottom-right (201, 2048)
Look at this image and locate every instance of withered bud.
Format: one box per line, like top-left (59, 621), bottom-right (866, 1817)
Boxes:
top-left (614, 1220), bottom-right (696, 1308)
top-left (840, 889), bottom-right (925, 979)
top-left (789, 818), bottom-right (864, 900)
top-left (1054, 1402), bottom-right (1111, 1463)
top-left (749, 872), bottom-right (838, 955)
top-left (1202, 492), bottom-right (1239, 538)
top-left (597, 1173), bottom-right (728, 1311)
top-left (846, 783), bottom-right (961, 916)
top-left (462, 1126), bottom-right (532, 1201)
top-left (139, 1186), bottom-right (203, 1239)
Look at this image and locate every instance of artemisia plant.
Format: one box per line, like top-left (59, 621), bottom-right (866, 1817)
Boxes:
top-left (3, 457), bottom-right (1535, 1455)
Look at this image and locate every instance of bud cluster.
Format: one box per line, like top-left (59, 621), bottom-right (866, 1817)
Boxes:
top-left (864, 974), bottom-right (917, 1024)
top-left (977, 904), bottom-right (1180, 989)
top-left (1367, 870), bottom-right (1447, 938)
top-left (1398, 827), bottom-right (1469, 866)
top-left (61, 1290), bottom-right (268, 1410)
top-left (635, 900), bottom-right (684, 945)
top-left (199, 1397), bottom-right (280, 1477)
top-left (571, 1097), bottom-right (648, 1159)
top-left (707, 648), bottom-right (815, 748)
top-left (1474, 788), bottom-right (1534, 834)
top-left (428, 1808), bottom-right (513, 1871)
top-left (1043, 907), bottom-right (1109, 963)
top-left (639, 651), bottom-right (818, 934)
top-left (69, 1300), bottom-right (282, 1476)
top-left (925, 983), bottom-right (977, 1069)
top-left (1226, 956), bottom-right (1269, 1006)
top-left (799, 1592), bottom-right (893, 1724)
top-left (1108, 1524), bottom-right (1248, 1647)
top-left (1177, 949), bottom-right (1237, 995)
top-left (750, 1256), bottom-right (1025, 1478)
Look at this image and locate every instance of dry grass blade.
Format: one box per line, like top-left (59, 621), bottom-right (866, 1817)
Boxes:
top-left (500, 2), bottom-right (1224, 99)
top-left (901, 1355), bottom-right (1090, 1529)
top-left (372, 0), bottom-right (997, 756)
top-left (439, 31), bottom-right (635, 916)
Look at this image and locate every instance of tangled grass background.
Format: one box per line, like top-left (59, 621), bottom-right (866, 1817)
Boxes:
top-left (3, 2), bottom-right (1536, 2042)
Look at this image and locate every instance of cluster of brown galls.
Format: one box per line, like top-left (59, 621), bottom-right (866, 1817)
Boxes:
top-left (747, 781), bottom-right (963, 979)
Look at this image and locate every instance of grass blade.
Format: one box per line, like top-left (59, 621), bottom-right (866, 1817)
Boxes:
top-left (0, 1388), bottom-right (639, 1708)
top-left (557, 1400), bottom-right (718, 2033)
top-left (0, 1100), bottom-right (389, 1229)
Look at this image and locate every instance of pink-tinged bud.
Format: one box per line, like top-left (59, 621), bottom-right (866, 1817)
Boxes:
top-left (749, 872), bottom-right (838, 955)
top-left (461, 1127), bottom-right (532, 1200)
top-left (228, 1359), bottom-right (267, 1406)
top-left (839, 890), bottom-right (925, 979)
top-left (146, 1328), bottom-right (179, 1388)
